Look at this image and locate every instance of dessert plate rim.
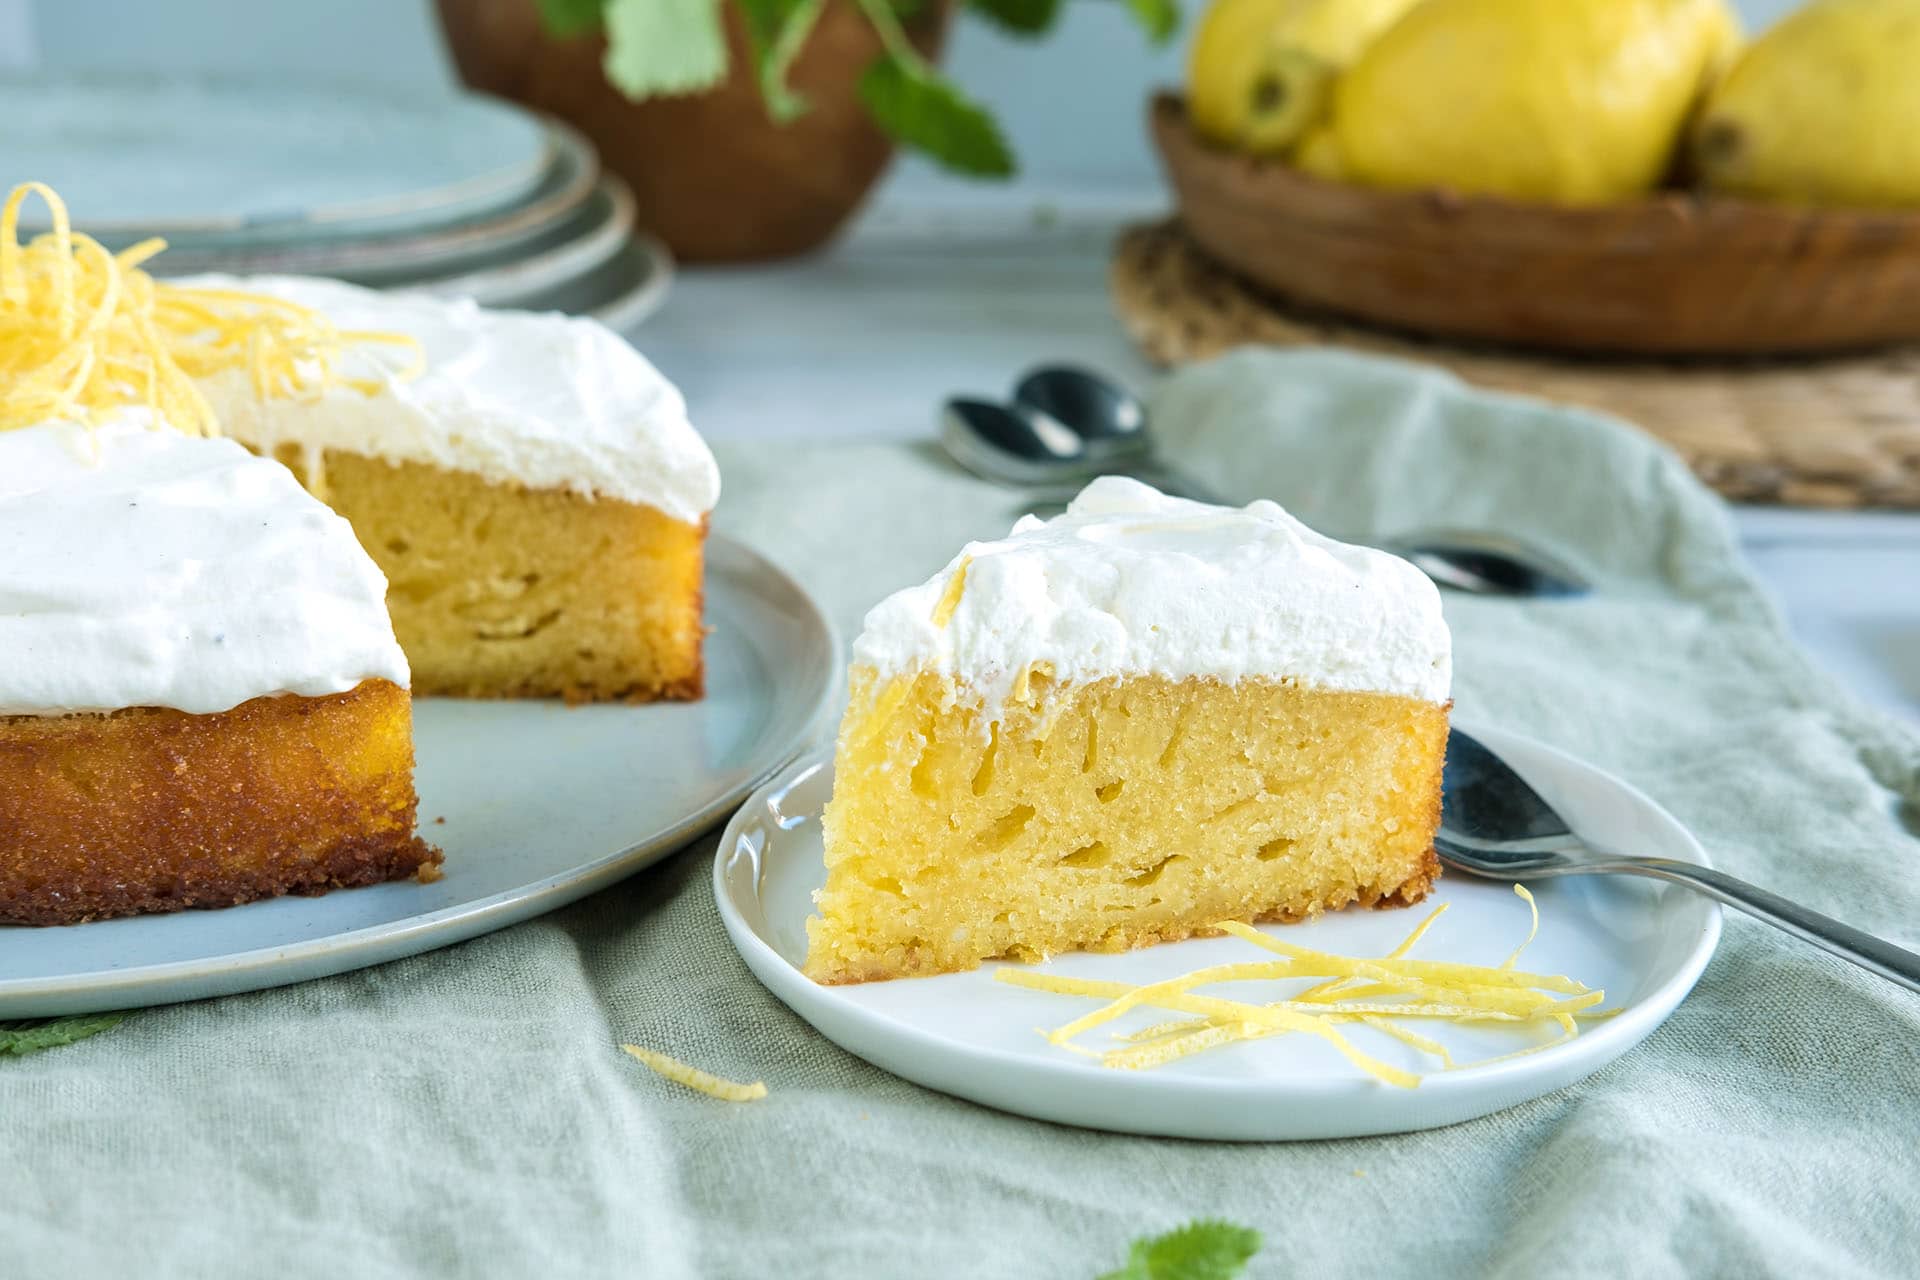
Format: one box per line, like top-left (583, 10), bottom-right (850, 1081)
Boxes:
top-left (713, 723), bottom-right (1723, 1141)
top-left (0, 533), bottom-right (838, 1018)
top-left (3, 74), bottom-right (554, 239)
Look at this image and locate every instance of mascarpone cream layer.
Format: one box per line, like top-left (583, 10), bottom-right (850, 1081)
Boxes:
top-left (852, 476), bottom-right (1452, 711)
top-left (0, 418), bottom-right (408, 716)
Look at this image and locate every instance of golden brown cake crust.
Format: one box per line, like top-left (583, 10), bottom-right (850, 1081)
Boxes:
top-left (0, 679), bottom-right (437, 927)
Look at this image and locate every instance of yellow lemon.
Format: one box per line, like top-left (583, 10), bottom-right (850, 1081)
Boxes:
top-left (1186, 0), bottom-right (1424, 156)
top-left (1695, 0), bottom-right (1920, 207)
top-left (1326, 0), bottom-right (1738, 203)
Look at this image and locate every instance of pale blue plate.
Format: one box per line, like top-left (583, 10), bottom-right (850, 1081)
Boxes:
top-left (368, 175), bottom-right (636, 304)
top-left (4, 74), bottom-right (550, 238)
top-left (139, 118), bottom-right (599, 278)
top-left (504, 230), bottom-right (676, 332)
top-left (0, 536), bottom-right (838, 1018)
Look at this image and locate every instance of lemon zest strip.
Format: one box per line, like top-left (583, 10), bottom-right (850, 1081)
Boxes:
top-left (1501, 885), bottom-right (1541, 969)
top-left (1214, 920), bottom-right (1589, 994)
top-left (931, 554), bottom-right (972, 627)
top-left (620, 1044), bottom-right (768, 1102)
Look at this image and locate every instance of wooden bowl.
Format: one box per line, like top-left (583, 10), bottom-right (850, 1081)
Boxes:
top-left (1150, 93), bottom-right (1920, 358)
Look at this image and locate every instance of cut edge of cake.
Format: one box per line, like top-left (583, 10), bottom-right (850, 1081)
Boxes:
top-left (280, 449), bottom-right (710, 704)
top-left (807, 665), bottom-right (1447, 984)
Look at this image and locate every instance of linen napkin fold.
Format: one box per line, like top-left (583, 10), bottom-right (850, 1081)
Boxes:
top-left (3, 348), bottom-right (1915, 1280)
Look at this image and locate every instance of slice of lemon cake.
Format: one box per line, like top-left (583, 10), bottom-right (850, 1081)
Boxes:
top-left (807, 476), bottom-right (1452, 984)
top-left (0, 418), bottom-right (435, 925)
top-left (181, 275), bottom-right (721, 703)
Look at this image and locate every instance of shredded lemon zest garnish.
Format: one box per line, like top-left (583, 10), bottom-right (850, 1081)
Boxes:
top-left (1213, 920), bottom-right (1590, 994)
top-left (931, 555), bottom-right (972, 628)
top-left (0, 181), bottom-right (422, 438)
top-left (620, 1044), bottom-right (768, 1102)
top-left (996, 886), bottom-right (1602, 1088)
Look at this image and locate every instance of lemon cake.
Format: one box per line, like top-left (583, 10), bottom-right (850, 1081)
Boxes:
top-left (807, 477), bottom-right (1452, 984)
top-left (0, 419), bottom-right (435, 925)
top-left (181, 274), bottom-right (721, 702)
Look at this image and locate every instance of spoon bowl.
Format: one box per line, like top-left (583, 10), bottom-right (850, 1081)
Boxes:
top-left (940, 398), bottom-right (1090, 488)
top-left (941, 365), bottom-right (1593, 599)
top-left (1013, 365), bottom-right (1150, 459)
top-left (1385, 530), bottom-right (1591, 600)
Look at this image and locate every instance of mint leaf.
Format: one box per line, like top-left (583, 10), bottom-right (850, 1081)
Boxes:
top-left (1118, 0), bottom-right (1181, 43)
top-left (602, 0), bottom-right (729, 100)
top-left (536, 0), bottom-right (607, 39)
top-left (736, 0), bottom-right (826, 123)
top-left (858, 55), bottom-right (1015, 177)
top-left (1098, 1219), bottom-right (1263, 1280)
top-left (967, 0), bottom-right (1065, 35)
top-left (0, 1013), bottom-right (127, 1058)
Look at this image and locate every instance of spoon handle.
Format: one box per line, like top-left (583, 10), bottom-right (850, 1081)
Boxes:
top-left (1597, 857), bottom-right (1920, 993)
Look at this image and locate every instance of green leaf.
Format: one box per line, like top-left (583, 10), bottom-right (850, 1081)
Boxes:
top-left (601, 0), bottom-right (729, 100)
top-left (735, 0), bottom-right (826, 123)
top-left (535, 0), bottom-right (607, 39)
top-left (1117, 0), bottom-right (1181, 44)
top-left (966, 0), bottom-right (1065, 35)
top-left (857, 55), bottom-right (1015, 178)
top-left (0, 1013), bottom-right (128, 1058)
top-left (1098, 1219), bottom-right (1264, 1280)
top-left (735, 0), bottom-right (803, 45)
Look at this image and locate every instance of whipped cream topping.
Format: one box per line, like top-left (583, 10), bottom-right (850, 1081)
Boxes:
top-left (178, 274), bottom-right (721, 523)
top-left (852, 476), bottom-right (1452, 711)
top-left (0, 418), bottom-right (408, 716)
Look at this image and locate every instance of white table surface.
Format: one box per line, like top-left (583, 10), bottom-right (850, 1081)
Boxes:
top-left (641, 190), bottom-right (1920, 727)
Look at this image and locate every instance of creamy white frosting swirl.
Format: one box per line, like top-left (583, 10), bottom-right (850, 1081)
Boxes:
top-left (177, 274), bottom-right (721, 524)
top-left (852, 476), bottom-right (1452, 710)
top-left (0, 418), bottom-right (408, 716)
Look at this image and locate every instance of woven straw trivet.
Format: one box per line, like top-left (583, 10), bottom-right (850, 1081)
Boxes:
top-left (1113, 220), bottom-right (1920, 509)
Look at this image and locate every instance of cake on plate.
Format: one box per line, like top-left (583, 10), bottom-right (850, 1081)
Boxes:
top-left (0, 418), bottom-right (435, 925)
top-left (806, 477), bottom-right (1452, 984)
top-left (180, 274), bottom-right (721, 703)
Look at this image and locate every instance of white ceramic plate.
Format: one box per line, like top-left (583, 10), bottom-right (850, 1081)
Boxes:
top-left (716, 724), bottom-right (1722, 1141)
top-left (0, 535), bottom-right (837, 1019)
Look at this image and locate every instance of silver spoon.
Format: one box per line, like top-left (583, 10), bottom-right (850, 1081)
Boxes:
top-left (941, 369), bottom-right (1590, 598)
top-left (1440, 728), bottom-right (1920, 993)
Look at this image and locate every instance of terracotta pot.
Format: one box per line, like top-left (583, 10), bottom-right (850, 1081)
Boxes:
top-left (437, 0), bottom-right (955, 263)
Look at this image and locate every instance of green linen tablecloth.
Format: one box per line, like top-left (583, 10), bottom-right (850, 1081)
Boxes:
top-left (5, 349), bottom-right (1917, 1278)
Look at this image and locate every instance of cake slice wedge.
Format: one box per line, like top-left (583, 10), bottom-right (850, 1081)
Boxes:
top-left (0, 419), bottom-right (435, 925)
top-left (806, 477), bottom-right (1451, 984)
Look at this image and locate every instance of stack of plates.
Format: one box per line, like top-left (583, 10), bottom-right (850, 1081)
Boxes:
top-left (4, 76), bottom-right (668, 330)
